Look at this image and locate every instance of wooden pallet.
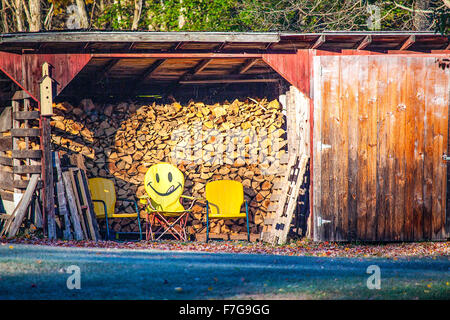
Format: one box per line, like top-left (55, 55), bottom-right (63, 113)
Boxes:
top-left (259, 154), bottom-right (290, 241)
top-left (260, 154), bottom-right (309, 245)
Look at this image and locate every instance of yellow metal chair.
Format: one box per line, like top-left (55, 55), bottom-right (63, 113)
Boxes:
top-left (205, 180), bottom-right (250, 242)
top-left (142, 162), bottom-right (196, 241)
top-left (88, 178), bottom-right (143, 241)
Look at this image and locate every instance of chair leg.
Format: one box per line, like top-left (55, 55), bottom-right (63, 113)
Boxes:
top-left (245, 200), bottom-right (250, 242)
top-left (133, 200), bottom-right (143, 241)
top-left (206, 201), bottom-right (210, 243)
top-left (137, 215), bottom-right (143, 241)
top-left (105, 213), bottom-right (110, 241)
top-left (156, 213), bottom-right (187, 241)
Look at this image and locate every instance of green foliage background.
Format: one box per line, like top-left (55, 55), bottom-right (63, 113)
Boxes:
top-left (7, 0), bottom-right (449, 34)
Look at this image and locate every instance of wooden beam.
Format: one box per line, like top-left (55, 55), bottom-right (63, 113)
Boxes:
top-left (399, 35), bottom-right (416, 50)
top-left (0, 32), bottom-right (280, 44)
top-left (11, 90), bottom-right (30, 101)
top-left (11, 128), bottom-right (40, 137)
top-left (11, 150), bottom-right (41, 159)
top-left (191, 59), bottom-right (213, 75)
top-left (93, 53), bottom-right (263, 59)
top-left (13, 179), bottom-right (43, 189)
top-left (265, 42), bottom-right (274, 50)
top-left (180, 78), bottom-right (279, 84)
top-left (170, 42), bottom-right (184, 51)
top-left (13, 111), bottom-right (40, 120)
top-left (215, 42), bottom-right (227, 51)
top-left (13, 165), bottom-right (41, 174)
top-left (97, 59), bottom-right (120, 78)
top-left (237, 58), bottom-right (259, 74)
top-left (0, 156), bottom-right (12, 166)
top-left (162, 59), bottom-right (215, 95)
top-left (136, 59), bottom-right (166, 82)
top-left (356, 35), bottom-right (372, 50)
top-left (311, 35), bottom-right (326, 49)
top-left (82, 42), bottom-right (92, 51)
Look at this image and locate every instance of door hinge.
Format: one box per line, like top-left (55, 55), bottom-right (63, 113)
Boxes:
top-left (317, 216), bottom-right (331, 227)
top-left (442, 153), bottom-right (450, 162)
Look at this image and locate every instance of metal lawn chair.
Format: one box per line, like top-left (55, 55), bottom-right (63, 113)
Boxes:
top-left (205, 180), bottom-right (250, 242)
top-left (141, 162), bottom-right (197, 241)
top-left (89, 177), bottom-right (143, 241)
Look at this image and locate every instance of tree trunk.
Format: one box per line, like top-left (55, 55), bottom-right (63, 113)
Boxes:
top-left (131, 0), bottom-right (142, 30)
top-left (1, 0), bottom-right (9, 33)
top-left (28, 0), bottom-right (41, 31)
top-left (75, 0), bottom-right (89, 29)
top-left (178, 0), bottom-right (185, 29)
top-left (413, 0), bottom-right (431, 30)
top-left (14, 0), bottom-right (24, 31)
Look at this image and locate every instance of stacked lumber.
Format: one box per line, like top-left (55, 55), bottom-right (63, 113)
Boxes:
top-left (0, 151), bottom-right (101, 240)
top-left (50, 98), bottom-right (287, 237)
top-left (53, 153), bottom-right (100, 241)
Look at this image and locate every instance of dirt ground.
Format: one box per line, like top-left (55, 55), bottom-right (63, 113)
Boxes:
top-left (2, 237), bottom-right (449, 259)
top-left (0, 243), bottom-right (449, 300)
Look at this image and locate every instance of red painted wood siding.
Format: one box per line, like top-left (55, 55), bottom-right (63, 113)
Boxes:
top-left (0, 52), bottom-right (91, 99)
top-left (263, 50), bottom-right (313, 98)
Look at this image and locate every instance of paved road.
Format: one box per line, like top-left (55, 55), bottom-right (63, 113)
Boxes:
top-left (0, 244), bottom-right (449, 299)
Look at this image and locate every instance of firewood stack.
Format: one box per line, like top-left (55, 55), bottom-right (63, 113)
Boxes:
top-left (50, 97), bottom-right (287, 238)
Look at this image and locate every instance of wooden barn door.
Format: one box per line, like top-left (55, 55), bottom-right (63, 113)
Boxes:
top-left (313, 55), bottom-right (450, 241)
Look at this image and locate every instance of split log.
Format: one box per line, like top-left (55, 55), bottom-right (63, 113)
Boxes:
top-left (51, 97), bottom-right (288, 237)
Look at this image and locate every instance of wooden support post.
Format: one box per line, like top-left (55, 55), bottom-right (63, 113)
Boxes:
top-left (41, 116), bottom-right (55, 239)
top-left (11, 99), bottom-right (21, 206)
top-left (40, 62), bottom-right (56, 239)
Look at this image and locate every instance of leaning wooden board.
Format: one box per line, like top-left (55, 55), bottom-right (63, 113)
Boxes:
top-left (53, 152), bottom-right (73, 240)
top-left (5, 174), bottom-right (39, 238)
top-left (62, 170), bottom-right (86, 240)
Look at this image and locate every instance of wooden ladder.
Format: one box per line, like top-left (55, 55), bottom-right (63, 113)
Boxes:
top-left (11, 90), bottom-right (42, 196)
top-left (260, 154), bottom-right (309, 245)
top-left (0, 90), bottom-right (42, 235)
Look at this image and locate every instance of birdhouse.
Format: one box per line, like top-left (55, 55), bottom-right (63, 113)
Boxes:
top-left (39, 62), bottom-right (54, 116)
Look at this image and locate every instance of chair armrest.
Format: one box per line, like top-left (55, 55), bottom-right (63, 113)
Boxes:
top-left (180, 195), bottom-right (201, 211)
top-left (92, 199), bottom-right (107, 217)
top-left (138, 195), bottom-right (156, 211)
top-left (138, 195), bottom-right (149, 205)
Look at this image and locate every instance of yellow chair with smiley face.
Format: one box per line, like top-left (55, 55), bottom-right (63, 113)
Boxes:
top-left (141, 162), bottom-right (197, 241)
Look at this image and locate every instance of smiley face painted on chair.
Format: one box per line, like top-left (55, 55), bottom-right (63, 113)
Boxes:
top-left (144, 163), bottom-right (184, 207)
